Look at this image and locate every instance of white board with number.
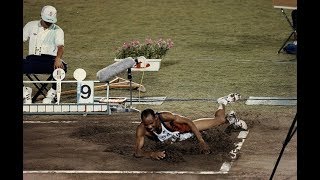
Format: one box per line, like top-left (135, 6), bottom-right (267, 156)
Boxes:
top-left (77, 81), bottom-right (94, 104)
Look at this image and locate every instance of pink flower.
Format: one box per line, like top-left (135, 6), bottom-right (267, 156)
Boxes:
top-left (115, 38), bottom-right (174, 59)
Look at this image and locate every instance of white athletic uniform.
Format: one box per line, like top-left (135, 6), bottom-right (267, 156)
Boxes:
top-left (153, 122), bottom-right (194, 142)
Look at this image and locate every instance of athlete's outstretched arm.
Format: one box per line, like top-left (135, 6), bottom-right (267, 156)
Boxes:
top-left (134, 124), bottom-right (166, 160)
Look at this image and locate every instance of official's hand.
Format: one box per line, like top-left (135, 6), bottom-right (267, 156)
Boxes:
top-left (150, 151), bottom-right (166, 160)
top-left (54, 57), bottom-right (64, 69)
top-left (199, 141), bottom-right (211, 154)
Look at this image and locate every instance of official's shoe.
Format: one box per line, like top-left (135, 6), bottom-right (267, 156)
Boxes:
top-left (23, 86), bottom-right (32, 104)
top-left (42, 88), bottom-right (57, 104)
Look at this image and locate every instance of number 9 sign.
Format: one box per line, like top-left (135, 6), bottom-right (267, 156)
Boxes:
top-left (73, 68), bottom-right (94, 104)
top-left (77, 81), bottom-right (94, 104)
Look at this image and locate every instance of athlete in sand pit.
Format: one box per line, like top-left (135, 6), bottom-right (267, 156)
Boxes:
top-left (134, 93), bottom-right (247, 160)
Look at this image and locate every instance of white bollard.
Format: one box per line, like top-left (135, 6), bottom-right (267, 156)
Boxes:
top-left (52, 68), bottom-right (66, 104)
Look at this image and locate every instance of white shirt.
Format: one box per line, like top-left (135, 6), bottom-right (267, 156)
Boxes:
top-left (23, 20), bottom-right (64, 56)
top-left (153, 122), bottom-right (194, 142)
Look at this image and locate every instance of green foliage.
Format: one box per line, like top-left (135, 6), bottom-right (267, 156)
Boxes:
top-left (115, 38), bottom-right (174, 59)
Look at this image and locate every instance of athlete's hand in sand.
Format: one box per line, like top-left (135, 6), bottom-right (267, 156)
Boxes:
top-left (150, 151), bottom-right (166, 160)
top-left (199, 141), bottom-right (211, 154)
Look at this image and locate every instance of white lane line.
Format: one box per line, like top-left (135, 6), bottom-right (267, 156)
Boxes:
top-left (131, 121), bottom-right (141, 124)
top-left (23, 170), bottom-right (228, 175)
top-left (220, 162), bottom-right (232, 172)
top-left (219, 130), bottom-right (249, 173)
top-left (23, 121), bottom-right (78, 123)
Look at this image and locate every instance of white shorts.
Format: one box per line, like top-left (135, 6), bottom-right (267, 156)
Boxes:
top-left (178, 132), bottom-right (194, 141)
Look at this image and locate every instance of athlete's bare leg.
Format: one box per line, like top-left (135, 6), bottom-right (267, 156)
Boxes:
top-left (192, 93), bottom-right (241, 131)
top-left (192, 103), bottom-right (227, 131)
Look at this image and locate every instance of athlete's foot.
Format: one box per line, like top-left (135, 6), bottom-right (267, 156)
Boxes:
top-left (217, 93), bottom-right (241, 105)
top-left (225, 111), bottom-right (248, 132)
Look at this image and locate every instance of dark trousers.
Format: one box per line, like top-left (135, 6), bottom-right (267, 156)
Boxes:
top-left (291, 9), bottom-right (297, 41)
top-left (291, 9), bottom-right (297, 30)
top-left (23, 54), bottom-right (68, 90)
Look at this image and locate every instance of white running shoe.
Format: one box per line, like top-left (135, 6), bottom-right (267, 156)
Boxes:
top-left (42, 88), bottom-right (57, 104)
top-left (217, 93), bottom-right (241, 105)
top-left (23, 86), bottom-right (32, 104)
top-left (226, 111), bottom-right (247, 130)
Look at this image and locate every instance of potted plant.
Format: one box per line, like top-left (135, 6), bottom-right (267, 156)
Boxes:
top-left (114, 38), bottom-right (174, 71)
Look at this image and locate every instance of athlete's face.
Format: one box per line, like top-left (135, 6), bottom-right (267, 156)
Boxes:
top-left (142, 114), bottom-right (157, 132)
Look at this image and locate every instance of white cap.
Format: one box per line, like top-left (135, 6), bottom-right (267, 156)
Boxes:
top-left (41, 5), bottom-right (57, 23)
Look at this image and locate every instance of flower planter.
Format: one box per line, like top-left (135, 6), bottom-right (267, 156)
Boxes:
top-left (114, 59), bottom-right (162, 71)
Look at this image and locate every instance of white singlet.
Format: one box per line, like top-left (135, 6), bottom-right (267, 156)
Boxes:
top-left (153, 122), bottom-right (194, 142)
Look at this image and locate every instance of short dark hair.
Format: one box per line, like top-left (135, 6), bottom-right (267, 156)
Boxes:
top-left (141, 109), bottom-right (155, 120)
